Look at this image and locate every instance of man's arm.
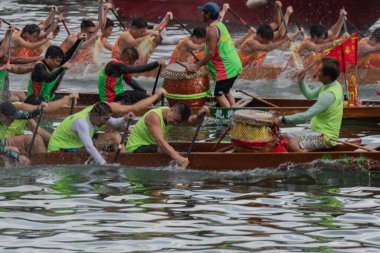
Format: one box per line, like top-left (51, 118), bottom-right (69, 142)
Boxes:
top-left (183, 39), bottom-right (205, 51)
top-left (298, 79), bottom-right (323, 100)
top-left (10, 56), bottom-right (42, 64)
top-left (282, 91), bottom-right (335, 125)
top-left (327, 8), bottom-right (346, 39)
top-left (13, 35), bottom-right (52, 50)
top-left (194, 26), bottom-right (218, 69)
top-left (145, 111), bottom-right (188, 166)
top-left (72, 118), bottom-right (106, 164)
top-left (31, 63), bottom-right (66, 82)
top-left (109, 89), bottom-right (166, 115)
top-left (8, 64), bottom-right (34, 74)
top-left (359, 42), bottom-right (380, 57)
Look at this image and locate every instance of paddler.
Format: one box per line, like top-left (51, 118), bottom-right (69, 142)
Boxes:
top-left (186, 2), bottom-right (242, 108)
top-left (291, 8), bottom-right (349, 63)
top-left (5, 101), bottom-right (48, 154)
top-left (169, 27), bottom-right (206, 64)
top-left (358, 28), bottom-right (380, 68)
top-left (47, 102), bottom-right (134, 165)
top-left (273, 58), bottom-right (343, 152)
top-left (27, 40), bottom-right (84, 102)
top-left (60, 0), bottom-right (104, 64)
top-left (0, 101), bottom-right (45, 165)
top-left (11, 93), bottom-right (79, 145)
top-left (126, 103), bottom-right (210, 168)
top-left (98, 47), bottom-right (165, 104)
top-left (111, 17), bottom-right (159, 59)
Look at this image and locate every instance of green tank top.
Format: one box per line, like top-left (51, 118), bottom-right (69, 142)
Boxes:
top-left (0, 124), bottom-right (8, 140)
top-left (98, 60), bottom-right (125, 102)
top-left (27, 69), bottom-right (59, 102)
top-left (311, 81), bottom-right (343, 146)
top-left (205, 21), bottom-right (242, 81)
top-left (126, 107), bottom-right (170, 152)
top-left (5, 102), bottom-right (27, 138)
top-left (48, 105), bottom-right (101, 152)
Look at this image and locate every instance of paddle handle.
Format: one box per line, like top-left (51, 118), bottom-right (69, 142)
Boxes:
top-left (111, 8), bottom-right (126, 30)
top-left (294, 17), bottom-right (304, 39)
top-left (279, 8), bottom-right (289, 34)
top-left (62, 20), bottom-right (71, 35)
top-left (27, 108), bottom-right (44, 157)
top-left (113, 118), bottom-right (132, 163)
top-left (69, 97), bottom-right (75, 115)
top-left (152, 65), bottom-right (162, 95)
top-left (343, 17), bottom-right (348, 34)
top-left (212, 127), bottom-right (230, 152)
top-left (187, 112), bottom-right (206, 157)
top-left (331, 137), bottom-right (377, 152)
top-left (227, 9), bottom-right (251, 30)
top-left (175, 61), bottom-right (187, 69)
top-left (173, 17), bottom-right (192, 34)
top-left (236, 89), bottom-right (279, 107)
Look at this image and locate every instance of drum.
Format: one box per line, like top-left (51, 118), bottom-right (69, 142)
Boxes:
top-left (230, 110), bottom-right (278, 152)
top-left (161, 62), bottom-right (210, 107)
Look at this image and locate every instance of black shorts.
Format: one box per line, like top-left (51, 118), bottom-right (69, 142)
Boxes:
top-left (133, 145), bottom-right (158, 153)
top-left (214, 76), bottom-right (238, 97)
top-left (114, 90), bottom-right (148, 105)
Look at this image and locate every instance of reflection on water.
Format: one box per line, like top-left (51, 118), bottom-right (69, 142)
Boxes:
top-left (0, 166), bottom-right (380, 252)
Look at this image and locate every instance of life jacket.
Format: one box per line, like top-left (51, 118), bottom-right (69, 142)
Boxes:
top-left (237, 39), bottom-right (267, 68)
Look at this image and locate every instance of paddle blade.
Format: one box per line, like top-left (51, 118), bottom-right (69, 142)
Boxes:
top-left (246, 0), bottom-right (268, 8)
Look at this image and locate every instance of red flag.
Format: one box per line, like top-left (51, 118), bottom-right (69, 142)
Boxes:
top-left (325, 32), bottom-right (358, 73)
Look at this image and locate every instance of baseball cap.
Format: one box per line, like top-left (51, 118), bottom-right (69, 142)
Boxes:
top-left (0, 101), bottom-right (17, 119)
top-left (197, 2), bottom-right (220, 15)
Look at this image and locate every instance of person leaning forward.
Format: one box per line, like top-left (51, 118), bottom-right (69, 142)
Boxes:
top-left (48, 102), bottom-right (134, 165)
top-left (126, 103), bottom-right (210, 168)
top-left (273, 57), bottom-right (344, 152)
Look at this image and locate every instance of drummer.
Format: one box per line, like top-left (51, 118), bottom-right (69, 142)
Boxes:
top-left (186, 2), bottom-right (242, 108)
top-left (98, 47), bottom-right (165, 104)
top-left (273, 58), bottom-right (343, 152)
top-left (169, 27), bottom-right (206, 64)
top-left (126, 103), bottom-right (210, 168)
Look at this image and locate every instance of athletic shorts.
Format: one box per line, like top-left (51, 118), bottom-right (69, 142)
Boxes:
top-left (114, 90), bottom-right (148, 105)
top-left (133, 145), bottom-right (158, 153)
top-left (287, 129), bottom-right (331, 151)
top-left (214, 76), bottom-right (238, 97)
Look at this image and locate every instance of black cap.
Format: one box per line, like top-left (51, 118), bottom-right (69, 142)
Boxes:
top-left (0, 101), bottom-right (17, 119)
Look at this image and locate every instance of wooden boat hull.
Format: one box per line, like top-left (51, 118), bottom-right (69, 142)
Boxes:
top-left (22, 142), bottom-right (380, 170)
top-left (44, 92), bottom-right (380, 121)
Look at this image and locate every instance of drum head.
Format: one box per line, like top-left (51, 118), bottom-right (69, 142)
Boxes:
top-left (232, 109), bottom-right (274, 126)
top-left (161, 63), bottom-right (209, 80)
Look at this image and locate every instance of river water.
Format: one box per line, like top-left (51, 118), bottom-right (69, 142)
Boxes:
top-left (1, 0), bottom-right (380, 252)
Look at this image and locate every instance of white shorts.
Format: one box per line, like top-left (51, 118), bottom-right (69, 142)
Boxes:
top-left (287, 129), bottom-right (331, 151)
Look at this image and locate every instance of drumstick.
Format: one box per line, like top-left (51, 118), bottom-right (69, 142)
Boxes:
top-left (175, 61), bottom-right (187, 69)
top-left (189, 50), bottom-right (200, 62)
top-left (236, 89), bottom-right (279, 107)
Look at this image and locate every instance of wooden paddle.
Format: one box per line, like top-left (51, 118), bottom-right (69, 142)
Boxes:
top-left (2, 29), bottom-right (13, 100)
top-left (236, 89), bottom-right (279, 107)
top-left (110, 8), bottom-right (126, 30)
top-left (331, 137), bottom-right (378, 152)
top-left (173, 17), bottom-right (192, 34)
top-left (279, 8), bottom-right (303, 70)
top-left (113, 118), bottom-right (132, 163)
top-left (152, 65), bottom-right (162, 95)
top-left (27, 108), bottom-right (44, 157)
top-left (61, 20), bottom-right (71, 35)
top-left (187, 112), bottom-right (206, 156)
top-left (69, 98), bottom-right (75, 115)
top-left (227, 8), bottom-right (252, 30)
top-left (175, 61), bottom-right (187, 69)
